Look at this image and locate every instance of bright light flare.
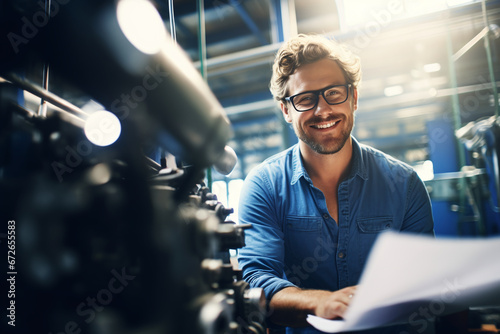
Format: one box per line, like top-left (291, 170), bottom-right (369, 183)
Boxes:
top-left (384, 85), bottom-right (404, 97)
top-left (117, 0), bottom-right (167, 54)
top-left (423, 63), bottom-right (441, 73)
top-left (84, 110), bottom-right (121, 147)
top-left (414, 160), bottom-right (434, 181)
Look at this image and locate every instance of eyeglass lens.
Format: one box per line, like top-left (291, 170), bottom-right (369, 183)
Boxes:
top-left (293, 85), bottom-right (348, 111)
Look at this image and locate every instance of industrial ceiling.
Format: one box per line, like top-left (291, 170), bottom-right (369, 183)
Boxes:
top-left (154, 0), bottom-right (500, 180)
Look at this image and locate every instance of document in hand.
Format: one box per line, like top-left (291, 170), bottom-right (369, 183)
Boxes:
top-left (307, 231), bottom-right (500, 333)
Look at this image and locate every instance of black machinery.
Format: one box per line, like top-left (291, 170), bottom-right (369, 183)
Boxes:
top-left (0, 1), bottom-right (266, 333)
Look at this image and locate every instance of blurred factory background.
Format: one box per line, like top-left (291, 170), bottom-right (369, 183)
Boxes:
top-left (1, 1), bottom-right (500, 333)
top-left (154, 0), bottom-right (500, 237)
top-left (3, 0), bottom-right (499, 237)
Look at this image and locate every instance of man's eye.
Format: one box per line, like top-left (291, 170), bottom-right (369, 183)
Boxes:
top-left (296, 95), bottom-right (315, 104)
top-left (326, 89), bottom-right (340, 96)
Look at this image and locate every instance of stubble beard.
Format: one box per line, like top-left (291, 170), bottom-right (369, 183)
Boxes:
top-left (294, 115), bottom-right (354, 155)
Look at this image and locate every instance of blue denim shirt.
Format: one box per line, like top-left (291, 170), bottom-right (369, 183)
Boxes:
top-left (238, 137), bottom-right (434, 333)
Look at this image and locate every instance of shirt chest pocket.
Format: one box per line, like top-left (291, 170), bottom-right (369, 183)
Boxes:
top-left (356, 216), bottom-right (393, 269)
top-left (357, 217), bottom-right (393, 233)
top-left (284, 217), bottom-right (324, 262)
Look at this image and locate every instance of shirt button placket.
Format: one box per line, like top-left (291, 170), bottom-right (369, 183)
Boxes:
top-left (337, 182), bottom-right (349, 288)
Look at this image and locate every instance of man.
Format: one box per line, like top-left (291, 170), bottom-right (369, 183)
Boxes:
top-left (237, 34), bottom-right (435, 333)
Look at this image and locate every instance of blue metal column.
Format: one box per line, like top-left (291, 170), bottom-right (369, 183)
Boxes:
top-left (427, 118), bottom-right (461, 236)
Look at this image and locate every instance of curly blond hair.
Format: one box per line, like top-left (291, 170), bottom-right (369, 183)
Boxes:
top-left (270, 34), bottom-right (361, 102)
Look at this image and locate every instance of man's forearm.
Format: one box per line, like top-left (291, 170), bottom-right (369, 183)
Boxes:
top-left (268, 286), bottom-right (356, 327)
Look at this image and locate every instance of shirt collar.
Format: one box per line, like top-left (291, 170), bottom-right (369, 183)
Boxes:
top-left (290, 136), bottom-right (368, 186)
top-left (291, 144), bottom-right (308, 185)
top-left (350, 137), bottom-right (368, 180)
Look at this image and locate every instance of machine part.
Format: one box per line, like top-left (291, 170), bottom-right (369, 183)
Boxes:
top-left (201, 259), bottom-right (235, 288)
top-left (213, 145), bottom-right (238, 176)
top-left (426, 167), bottom-right (491, 235)
top-left (2, 73), bottom-right (88, 119)
top-left (452, 24), bottom-right (500, 62)
top-left (425, 168), bottom-right (489, 201)
top-left (38, 0), bottom-right (232, 169)
top-left (457, 116), bottom-right (500, 211)
top-left (0, 2), bottom-right (265, 334)
top-left (178, 204), bottom-right (221, 259)
top-left (217, 222), bottom-right (252, 251)
top-left (198, 293), bottom-right (236, 334)
top-left (232, 281), bottom-right (267, 334)
top-left (201, 259), bottom-right (224, 287)
top-left (197, 186), bottom-right (235, 221)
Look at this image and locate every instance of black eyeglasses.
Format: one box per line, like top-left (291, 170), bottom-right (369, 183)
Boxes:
top-left (284, 84), bottom-right (352, 112)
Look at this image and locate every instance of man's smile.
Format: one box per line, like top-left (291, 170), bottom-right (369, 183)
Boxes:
top-left (310, 120), bottom-right (340, 130)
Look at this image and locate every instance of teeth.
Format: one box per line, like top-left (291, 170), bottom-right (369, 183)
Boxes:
top-left (315, 121), bottom-right (338, 129)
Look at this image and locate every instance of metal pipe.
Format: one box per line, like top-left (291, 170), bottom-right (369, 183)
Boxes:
top-left (280, 0), bottom-right (297, 41)
top-left (10, 102), bottom-right (35, 120)
top-left (482, 0), bottom-right (499, 117)
top-left (2, 73), bottom-right (88, 119)
top-left (197, 0), bottom-right (211, 189)
top-left (194, 43), bottom-right (280, 77)
top-left (168, 0), bottom-right (176, 43)
top-left (39, 0), bottom-right (52, 117)
top-left (10, 100), bottom-right (86, 128)
top-left (269, 0), bottom-right (282, 43)
top-left (39, 64), bottom-right (49, 117)
top-left (446, 28), bottom-right (468, 234)
top-left (452, 26), bottom-right (489, 61)
top-left (197, 0), bottom-right (207, 80)
top-left (145, 155), bottom-right (162, 172)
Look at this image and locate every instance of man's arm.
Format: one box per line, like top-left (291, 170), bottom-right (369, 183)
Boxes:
top-left (268, 286), bottom-right (357, 327)
top-left (238, 169), bottom-right (298, 300)
top-left (238, 168), bottom-right (357, 327)
top-left (402, 171), bottom-right (435, 235)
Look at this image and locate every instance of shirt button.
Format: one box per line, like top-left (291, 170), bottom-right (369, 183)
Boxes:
top-left (322, 213), bottom-right (329, 219)
top-left (338, 252), bottom-right (345, 258)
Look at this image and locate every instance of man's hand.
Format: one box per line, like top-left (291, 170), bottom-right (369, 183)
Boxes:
top-left (315, 286), bottom-right (357, 319)
top-left (268, 286), bottom-right (358, 327)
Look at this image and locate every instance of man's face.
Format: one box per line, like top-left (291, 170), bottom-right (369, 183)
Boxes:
top-left (281, 58), bottom-right (358, 155)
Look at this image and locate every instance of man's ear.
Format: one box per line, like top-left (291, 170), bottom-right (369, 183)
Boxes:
top-left (280, 101), bottom-right (292, 123)
top-left (352, 88), bottom-right (359, 111)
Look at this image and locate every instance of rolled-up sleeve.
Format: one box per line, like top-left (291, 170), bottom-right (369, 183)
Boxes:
top-left (237, 169), bottom-right (297, 301)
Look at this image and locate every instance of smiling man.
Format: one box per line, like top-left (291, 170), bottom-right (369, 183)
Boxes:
top-left (237, 34), bottom-right (435, 333)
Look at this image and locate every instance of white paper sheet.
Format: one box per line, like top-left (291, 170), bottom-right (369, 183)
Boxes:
top-left (307, 231), bottom-right (500, 333)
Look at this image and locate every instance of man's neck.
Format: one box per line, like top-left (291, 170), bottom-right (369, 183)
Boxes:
top-left (300, 137), bottom-right (353, 185)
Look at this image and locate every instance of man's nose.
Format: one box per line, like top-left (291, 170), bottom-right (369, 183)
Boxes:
top-left (313, 94), bottom-right (332, 116)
